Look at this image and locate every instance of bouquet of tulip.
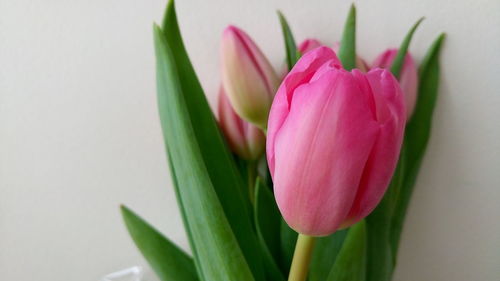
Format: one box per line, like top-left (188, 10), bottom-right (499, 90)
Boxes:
top-left (120, 1), bottom-right (445, 280)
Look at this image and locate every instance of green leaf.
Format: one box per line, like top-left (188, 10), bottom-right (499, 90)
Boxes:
top-left (166, 151), bottom-right (203, 277)
top-left (254, 178), bottom-right (281, 263)
top-left (363, 147), bottom-right (405, 281)
top-left (160, 1), bottom-right (264, 279)
top-left (404, 33), bottom-right (446, 174)
top-left (279, 219), bottom-right (297, 274)
top-left (390, 18), bottom-right (424, 78)
top-left (390, 33), bottom-right (446, 258)
top-left (120, 206), bottom-right (198, 281)
top-left (365, 186), bottom-right (396, 281)
top-left (309, 230), bottom-right (348, 281)
top-left (338, 4), bottom-right (356, 70)
top-left (254, 178), bottom-right (286, 281)
top-left (326, 221), bottom-right (367, 281)
top-left (153, 23), bottom-right (254, 281)
top-left (278, 11), bottom-right (300, 70)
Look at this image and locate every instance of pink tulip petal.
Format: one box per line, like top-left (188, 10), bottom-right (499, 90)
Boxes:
top-left (218, 91), bottom-right (250, 158)
top-left (298, 39), bottom-right (323, 55)
top-left (399, 55), bottom-right (418, 117)
top-left (273, 68), bottom-right (379, 236)
top-left (218, 89), bottom-right (265, 160)
top-left (245, 123), bottom-right (266, 159)
top-left (372, 49), bottom-right (418, 118)
top-left (342, 69), bottom-right (406, 226)
top-left (267, 47), bottom-right (341, 176)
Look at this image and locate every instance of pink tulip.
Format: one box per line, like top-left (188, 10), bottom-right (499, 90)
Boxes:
top-left (280, 39), bottom-right (324, 79)
top-left (298, 39), bottom-right (323, 55)
top-left (279, 39), bottom-right (323, 79)
top-left (218, 88), bottom-right (266, 160)
top-left (332, 42), bottom-right (369, 72)
top-left (372, 49), bottom-right (418, 118)
top-left (221, 25), bottom-right (280, 129)
top-left (267, 47), bottom-right (406, 236)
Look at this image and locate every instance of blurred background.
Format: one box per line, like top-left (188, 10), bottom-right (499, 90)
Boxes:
top-left (1, 0), bottom-right (499, 280)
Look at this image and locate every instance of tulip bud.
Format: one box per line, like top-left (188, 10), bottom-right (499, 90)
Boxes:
top-left (332, 42), bottom-right (369, 72)
top-left (267, 47), bottom-right (406, 236)
top-left (220, 25), bottom-right (280, 130)
top-left (298, 39), bottom-right (323, 55)
top-left (372, 49), bottom-right (418, 118)
top-left (218, 87), bottom-right (266, 161)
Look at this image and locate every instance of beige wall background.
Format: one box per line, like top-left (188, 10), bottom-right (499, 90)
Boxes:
top-left (1, 0), bottom-right (499, 280)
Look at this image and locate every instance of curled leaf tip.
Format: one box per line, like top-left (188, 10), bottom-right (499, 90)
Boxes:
top-left (153, 23), bottom-right (162, 32)
top-left (277, 10), bottom-right (286, 21)
top-left (120, 205), bottom-right (131, 216)
top-left (413, 17), bottom-right (425, 29)
top-left (390, 17), bottom-right (425, 78)
top-left (277, 11), bottom-right (299, 70)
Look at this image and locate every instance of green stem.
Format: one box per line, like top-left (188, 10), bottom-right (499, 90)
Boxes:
top-left (247, 161), bottom-right (257, 204)
top-left (288, 234), bottom-right (316, 281)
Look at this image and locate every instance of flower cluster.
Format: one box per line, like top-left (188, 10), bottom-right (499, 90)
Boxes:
top-left (122, 2), bottom-right (444, 281)
top-left (218, 25), bottom-right (415, 236)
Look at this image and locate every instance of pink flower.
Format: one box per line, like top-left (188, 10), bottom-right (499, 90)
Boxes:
top-left (372, 49), bottom-right (418, 118)
top-left (267, 47), bottom-right (406, 236)
top-left (218, 88), bottom-right (266, 160)
top-left (280, 39), bottom-right (324, 79)
top-left (220, 25), bottom-right (280, 129)
top-left (298, 39), bottom-right (323, 55)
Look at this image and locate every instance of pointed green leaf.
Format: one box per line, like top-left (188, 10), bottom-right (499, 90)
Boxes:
top-left (121, 206), bottom-right (198, 281)
top-left (309, 229), bottom-right (348, 281)
top-left (364, 148), bottom-right (405, 281)
top-left (166, 151), bottom-right (203, 278)
top-left (153, 24), bottom-right (254, 281)
top-left (254, 178), bottom-right (281, 263)
top-left (326, 221), bottom-right (367, 281)
top-left (390, 18), bottom-right (424, 78)
top-left (279, 219), bottom-right (297, 274)
top-left (234, 156), bottom-right (254, 201)
top-left (365, 187), bottom-right (396, 281)
top-left (390, 33), bottom-right (446, 258)
top-left (338, 4), bottom-right (356, 70)
top-left (278, 11), bottom-right (300, 70)
top-left (404, 33), bottom-right (446, 172)
top-left (254, 178), bottom-right (286, 281)
top-left (160, 1), bottom-right (264, 279)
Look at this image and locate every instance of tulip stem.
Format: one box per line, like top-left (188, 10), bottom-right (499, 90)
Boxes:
top-left (288, 234), bottom-right (316, 281)
top-left (247, 161), bottom-right (257, 204)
